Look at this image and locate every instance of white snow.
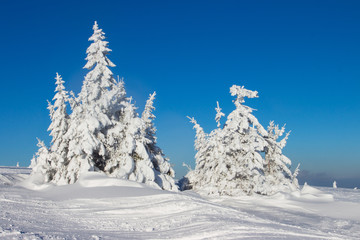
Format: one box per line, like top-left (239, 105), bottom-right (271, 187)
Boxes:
top-left (1, 167), bottom-right (359, 239)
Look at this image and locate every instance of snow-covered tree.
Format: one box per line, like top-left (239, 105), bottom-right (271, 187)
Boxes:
top-left (182, 85), bottom-right (301, 196)
top-left (46, 73), bottom-right (71, 182)
top-left (180, 116), bottom-right (210, 191)
top-left (140, 92), bottom-right (176, 190)
top-left (48, 73), bottom-right (70, 153)
top-left (215, 85), bottom-right (268, 195)
top-left (264, 121), bottom-right (298, 193)
top-left (103, 91), bottom-right (177, 191)
top-left (182, 85), bottom-right (269, 195)
top-left (30, 73), bottom-right (70, 183)
top-left (30, 139), bottom-right (54, 184)
top-left (63, 21), bottom-right (127, 183)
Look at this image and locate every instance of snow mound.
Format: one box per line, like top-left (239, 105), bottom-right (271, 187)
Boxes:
top-left (21, 172), bottom-right (171, 201)
top-left (77, 172), bottom-right (158, 189)
top-left (289, 184), bottom-right (334, 202)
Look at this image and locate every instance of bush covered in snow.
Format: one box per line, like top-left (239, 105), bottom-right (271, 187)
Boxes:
top-left (181, 85), bottom-right (299, 196)
top-left (30, 22), bottom-right (177, 191)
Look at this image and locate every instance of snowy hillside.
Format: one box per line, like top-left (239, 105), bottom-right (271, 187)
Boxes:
top-left (1, 167), bottom-right (359, 239)
top-left (0, 166), bottom-right (30, 186)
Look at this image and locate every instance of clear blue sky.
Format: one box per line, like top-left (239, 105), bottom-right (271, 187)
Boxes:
top-left (1, 0), bottom-right (359, 187)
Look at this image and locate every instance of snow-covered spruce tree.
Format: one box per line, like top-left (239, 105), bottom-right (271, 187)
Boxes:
top-left (64, 21), bottom-right (121, 183)
top-left (103, 91), bottom-right (177, 191)
top-left (31, 21), bottom-right (176, 190)
top-left (217, 85), bottom-right (268, 195)
top-left (30, 73), bottom-right (70, 183)
top-left (181, 101), bottom-right (229, 193)
top-left (48, 73), bottom-right (70, 153)
top-left (183, 85), bottom-right (269, 195)
top-left (180, 116), bottom-right (210, 191)
top-left (47, 73), bottom-right (71, 183)
top-left (264, 121), bottom-right (298, 193)
top-left (29, 139), bottom-right (54, 184)
top-left (140, 92), bottom-right (176, 190)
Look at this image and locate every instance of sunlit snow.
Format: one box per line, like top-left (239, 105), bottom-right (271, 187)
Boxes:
top-left (1, 167), bottom-right (359, 239)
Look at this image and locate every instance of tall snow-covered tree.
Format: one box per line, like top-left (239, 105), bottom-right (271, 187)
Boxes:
top-left (46, 73), bottom-right (71, 183)
top-left (48, 73), bottom-right (69, 152)
top-left (64, 21), bottom-right (127, 183)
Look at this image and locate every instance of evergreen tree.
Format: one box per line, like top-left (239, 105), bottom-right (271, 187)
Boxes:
top-left (216, 85), bottom-right (268, 195)
top-left (64, 21), bottom-right (125, 183)
top-left (181, 116), bottom-right (209, 191)
top-left (264, 121), bottom-right (298, 193)
top-left (47, 73), bottom-right (70, 183)
top-left (183, 85), bottom-right (301, 195)
top-left (141, 92), bottom-right (176, 190)
top-left (183, 102), bottom-right (227, 193)
top-left (30, 139), bottom-right (54, 184)
top-left (183, 85), bottom-right (268, 195)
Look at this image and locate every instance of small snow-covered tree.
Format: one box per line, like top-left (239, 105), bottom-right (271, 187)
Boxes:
top-left (180, 116), bottom-right (210, 191)
top-left (140, 92), bottom-right (176, 190)
top-left (103, 91), bottom-right (177, 191)
top-left (30, 139), bottom-right (54, 184)
top-left (183, 102), bottom-right (228, 193)
top-left (264, 121), bottom-right (298, 193)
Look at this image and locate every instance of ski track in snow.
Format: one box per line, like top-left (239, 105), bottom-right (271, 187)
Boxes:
top-left (0, 170), bottom-right (359, 239)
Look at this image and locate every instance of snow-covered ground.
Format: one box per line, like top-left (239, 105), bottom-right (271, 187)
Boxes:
top-left (0, 167), bottom-right (359, 239)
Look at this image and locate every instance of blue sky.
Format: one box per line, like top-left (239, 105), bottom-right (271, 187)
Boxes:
top-left (0, 0), bottom-right (359, 187)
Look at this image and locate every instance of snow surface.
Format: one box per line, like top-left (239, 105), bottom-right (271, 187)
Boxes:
top-left (1, 167), bottom-right (359, 239)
